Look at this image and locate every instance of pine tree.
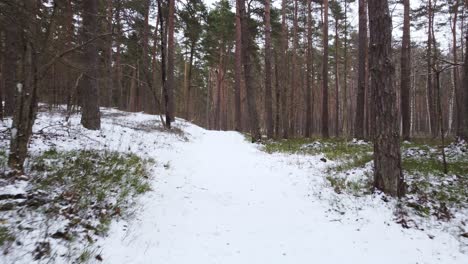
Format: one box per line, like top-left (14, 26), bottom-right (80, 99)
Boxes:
top-left (368, 0), bottom-right (405, 197)
top-left (80, 0), bottom-right (101, 130)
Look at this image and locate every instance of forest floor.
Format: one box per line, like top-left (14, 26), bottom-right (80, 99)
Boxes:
top-left (0, 107), bottom-right (467, 264)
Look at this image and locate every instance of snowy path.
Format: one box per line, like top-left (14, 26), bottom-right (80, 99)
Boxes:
top-left (99, 125), bottom-right (467, 264)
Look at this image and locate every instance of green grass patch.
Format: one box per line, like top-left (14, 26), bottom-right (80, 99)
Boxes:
top-left (0, 226), bottom-right (15, 246)
top-left (264, 137), bottom-right (467, 213)
top-left (403, 158), bottom-right (468, 176)
top-left (263, 138), bottom-right (372, 161)
top-left (0, 150), bottom-right (7, 171)
top-left (28, 149), bottom-right (152, 234)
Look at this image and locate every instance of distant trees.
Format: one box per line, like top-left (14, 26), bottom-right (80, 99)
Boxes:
top-left (368, 0), bottom-right (404, 197)
top-left (0, 0), bottom-right (467, 173)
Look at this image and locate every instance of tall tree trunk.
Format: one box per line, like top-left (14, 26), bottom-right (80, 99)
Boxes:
top-left (355, 0), bottom-right (368, 139)
top-left (165, 0), bottom-right (175, 128)
top-left (185, 42), bottom-right (195, 120)
top-left (239, 0), bottom-right (261, 142)
top-left (274, 50), bottom-right (281, 138)
top-left (281, 0), bottom-right (289, 139)
top-left (142, 0), bottom-right (150, 112)
top-left (452, 0), bottom-right (463, 137)
top-left (290, 0), bottom-right (298, 136)
top-left (305, 0), bottom-right (313, 138)
top-left (401, 0), bottom-right (411, 140)
top-left (115, 0), bottom-right (124, 109)
top-left (105, 0), bottom-right (113, 107)
top-left (322, 0), bottom-right (330, 138)
top-left (235, 1), bottom-right (242, 132)
top-left (3, 11), bottom-right (19, 117)
top-left (461, 2), bottom-right (468, 140)
top-left (368, 0), bottom-right (404, 197)
top-left (343, 0), bottom-right (349, 136)
top-left (157, 0), bottom-right (166, 116)
top-left (427, 0), bottom-right (436, 137)
top-left (81, 0), bottom-right (101, 130)
top-left (8, 0), bottom-right (38, 171)
top-left (264, 0), bottom-right (273, 138)
top-left (334, 15), bottom-right (340, 137)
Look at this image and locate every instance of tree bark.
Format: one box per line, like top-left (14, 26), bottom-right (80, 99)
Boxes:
top-left (238, 0), bottom-right (261, 142)
top-left (105, 0), bottom-right (113, 107)
top-left (305, 0), bottom-right (313, 138)
top-left (401, 0), bottom-right (411, 140)
top-left (166, 0), bottom-right (175, 128)
top-left (368, 0), bottom-right (404, 197)
top-left (115, 0), bottom-right (124, 109)
top-left (322, 0), bottom-right (330, 138)
top-left (355, 0), bottom-right (368, 139)
top-left (334, 14), bottom-right (340, 137)
top-left (452, 0), bottom-right (463, 137)
top-left (235, 1), bottom-right (243, 132)
top-left (264, 0), bottom-right (273, 138)
top-left (290, 0), bottom-right (299, 137)
top-left (461, 2), bottom-right (468, 140)
top-left (427, 0), bottom-right (436, 137)
top-left (8, 0), bottom-right (39, 171)
top-left (3, 10), bottom-right (20, 117)
top-left (281, 0), bottom-right (289, 139)
top-left (80, 0), bottom-right (101, 130)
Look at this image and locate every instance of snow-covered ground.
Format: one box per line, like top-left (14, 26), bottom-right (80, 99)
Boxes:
top-left (1, 108), bottom-right (467, 263)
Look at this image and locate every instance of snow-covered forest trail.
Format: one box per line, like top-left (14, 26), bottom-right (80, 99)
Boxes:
top-left (98, 122), bottom-right (467, 264)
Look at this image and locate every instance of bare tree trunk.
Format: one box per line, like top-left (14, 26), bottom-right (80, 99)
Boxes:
top-left (235, 1), bottom-right (242, 132)
top-left (461, 2), bottom-right (468, 140)
top-left (355, 0), bottom-right (368, 139)
top-left (322, 0), bottom-right (330, 138)
top-left (105, 0), bottom-right (113, 107)
top-left (239, 0), bottom-right (261, 142)
top-left (452, 0), bottom-right (463, 137)
top-left (427, 0), bottom-right (436, 137)
top-left (368, 0), bottom-right (404, 197)
top-left (141, 0), bottom-right (150, 112)
top-left (8, 0), bottom-right (38, 171)
top-left (185, 42), bottom-right (195, 120)
top-left (3, 11), bottom-right (19, 117)
top-left (290, 0), bottom-right (298, 137)
top-left (81, 0), bottom-right (101, 130)
top-left (401, 0), bottom-right (411, 140)
top-left (334, 16), bottom-right (340, 137)
top-left (343, 0), bottom-right (349, 136)
top-left (274, 50), bottom-right (281, 138)
top-left (115, 0), bottom-right (124, 109)
top-left (305, 0), bottom-right (313, 138)
top-left (281, 0), bottom-right (289, 139)
top-left (165, 0), bottom-right (175, 128)
top-left (264, 0), bottom-right (273, 138)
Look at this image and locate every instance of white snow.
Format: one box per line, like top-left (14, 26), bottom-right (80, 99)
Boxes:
top-left (1, 108), bottom-right (467, 263)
